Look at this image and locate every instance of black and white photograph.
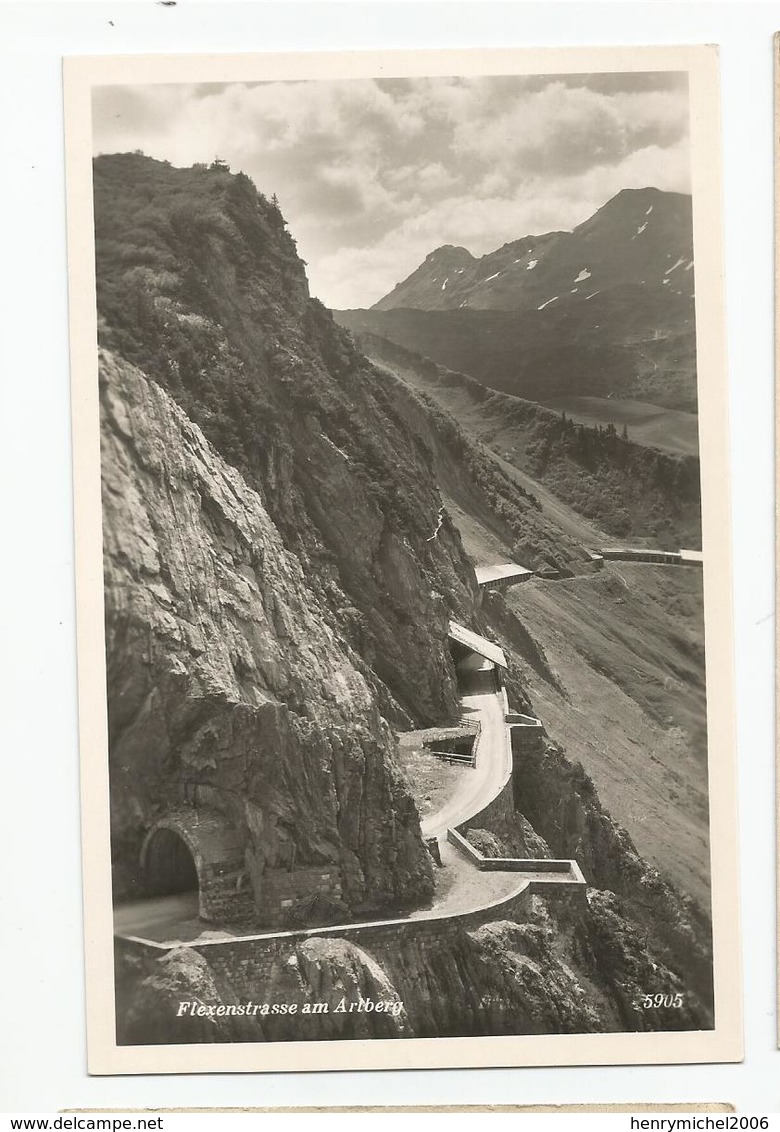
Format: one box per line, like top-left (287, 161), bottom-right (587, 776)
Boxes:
top-left (64, 45), bottom-right (741, 1074)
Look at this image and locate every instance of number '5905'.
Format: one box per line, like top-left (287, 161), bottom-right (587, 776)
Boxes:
top-left (641, 992), bottom-right (683, 1008)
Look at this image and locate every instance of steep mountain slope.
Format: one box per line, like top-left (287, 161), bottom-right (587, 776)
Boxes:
top-left (354, 332), bottom-right (702, 549)
top-left (348, 334), bottom-right (708, 903)
top-left (483, 567), bottom-right (709, 909)
top-left (95, 153), bottom-right (484, 729)
top-left (101, 349), bottom-right (434, 917)
top-left (337, 188), bottom-right (697, 411)
top-left (369, 365), bottom-right (592, 575)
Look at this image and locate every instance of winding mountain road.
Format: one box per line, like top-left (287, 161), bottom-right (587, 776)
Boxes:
top-left (421, 657), bottom-right (512, 841)
top-left (114, 615), bottom-right (582, 946)
top-left (115, 660), bottom-right (522, 941)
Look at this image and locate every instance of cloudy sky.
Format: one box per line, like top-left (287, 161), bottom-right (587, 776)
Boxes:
top-left (93, 72), bottom-right (690, 309)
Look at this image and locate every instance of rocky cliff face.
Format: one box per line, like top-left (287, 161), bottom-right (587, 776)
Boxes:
top-left (116, 911), bottom-right (606, 1045)
top-left (95, 153), bottom-right (478, 730)
top-left (510, 733), bottom-right (713, 1012)
top-left (101, 348), bottom-right (433, 917)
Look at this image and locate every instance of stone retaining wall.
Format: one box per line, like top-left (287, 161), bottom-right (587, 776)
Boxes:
top-left (210, 883), bottom-right (531, 998)
top-left (456, 712), bottom-right (544, 841)
top-left (262, 866), bottom-right (343, 925)
top-left (446, 827), bottom-right (587, 902)
top-left (116, 876), bottom-right (539, 1000)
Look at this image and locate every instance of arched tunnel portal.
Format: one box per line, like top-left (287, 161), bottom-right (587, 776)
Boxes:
top-left (139, 809), bottom-right (248, 922)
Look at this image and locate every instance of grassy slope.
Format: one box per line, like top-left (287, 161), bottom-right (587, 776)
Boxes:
top-left (373, 362), bottom-right (591, 575)
top-left (540, 396), bottom-right (699, 458)
top-left (501, 568), bottom-right (709, 907)
top-left (395, 735), bottom-right (471, 821)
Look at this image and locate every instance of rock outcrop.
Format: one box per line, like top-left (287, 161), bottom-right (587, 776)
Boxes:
top-left (511, 733), bottom-right (713, 1013)
top-left (94, 153), bottom-right (480, 730)
top-left (101, 349), bottom-right (434, 918)
top-left (117, 882), bottom-right (706, 1044)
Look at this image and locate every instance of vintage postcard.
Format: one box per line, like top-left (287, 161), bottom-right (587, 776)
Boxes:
top-left (65, 45), bottom-right (741, 1074)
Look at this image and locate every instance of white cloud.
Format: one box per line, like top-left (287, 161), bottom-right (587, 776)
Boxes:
top-left (93, 72), bottom-right (691, 308)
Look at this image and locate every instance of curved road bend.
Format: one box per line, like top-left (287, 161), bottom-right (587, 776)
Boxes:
top-left (406, 653), bottom-right (523, 918)
top-left (421, 657), bottom-right (512, 842)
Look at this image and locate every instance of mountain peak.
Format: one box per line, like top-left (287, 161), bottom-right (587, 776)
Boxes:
top-left (372, 245), bottom-right (476, 310)
top-left (368, 187), bottom-right (693, 315)
top-left (426, 244), bottom-right (475, 262)
top-left (580, 186), bottom-right (691, 225)
top-left (613, 186), bottom-right (665, 199)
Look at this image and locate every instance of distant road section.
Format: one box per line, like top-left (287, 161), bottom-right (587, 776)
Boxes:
top-left (475, 563), bottom-right (534, 590)
top-left (598, 547), bottom-right (703, 567)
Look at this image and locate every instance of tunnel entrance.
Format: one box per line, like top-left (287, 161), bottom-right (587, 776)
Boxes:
top-left (136, 809), bottom-right (252, 923)
top-left (142, 827), bottom-right (199, 898)
top-left (449, 641), bottom-right (499, 696)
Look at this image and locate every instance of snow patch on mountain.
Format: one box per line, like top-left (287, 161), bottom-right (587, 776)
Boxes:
top-left (574, 268), bottom-right (591, 283)
top-left (537, 296), bottom-right (558, 310)
top-left (526, 259), bottom-right (538, 271)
